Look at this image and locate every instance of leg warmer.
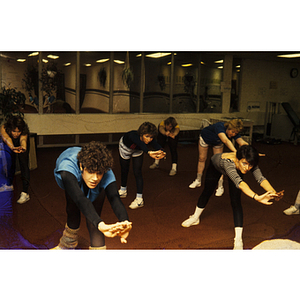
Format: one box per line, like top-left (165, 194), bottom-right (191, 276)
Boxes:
top-left (58, 224), bottom-right (80, 249)
top-left (89, 246), bottom-right (106, 250)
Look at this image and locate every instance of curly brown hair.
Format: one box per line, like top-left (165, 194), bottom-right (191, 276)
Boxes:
top-left (137, 122), bottom-right (158, 138)
top-left (77, 141), bottom-right (113, 174)
top-left (224, 119), bottom-right (244, 133)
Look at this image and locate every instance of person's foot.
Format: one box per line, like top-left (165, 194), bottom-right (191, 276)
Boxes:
top-left (181, 215), bottom-right (200, 227)
top-left (118, 189), bottom-right (127, 198)
top-left (283, 205), bottom-right (300, 215)
top-left (189, 179), bottom-right (201, 188)
top-left (215, 186), bottom-right (224, 197)
top-left (169, 169), bottom-right (177, 176)
top-left (149, 163), bottom-right (159, 169)
top-left (17, 192), bottom-right (30, 204)
top-left (129, 198), bottom-right (144, 209)
top-left (233, 238), bottom-right (243, 250)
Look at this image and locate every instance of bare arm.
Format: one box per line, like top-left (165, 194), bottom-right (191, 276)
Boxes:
top-left (0, 125), bottom-right (14, 150)
top-left (235, 137), bottom-right (249, 146)
top-left (238, 181), bottom-right (277, 205)
top-left (218, 132), bottom-right (236, 152)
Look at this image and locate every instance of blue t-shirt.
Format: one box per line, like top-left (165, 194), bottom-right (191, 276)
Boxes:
top-left (201, 122), bottom-right (241, 146)
top-left (54, 147), bottom-right (116, 202)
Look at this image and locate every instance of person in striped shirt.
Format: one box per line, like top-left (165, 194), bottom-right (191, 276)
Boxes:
top-left (182, 145), bottom-right (283, 250)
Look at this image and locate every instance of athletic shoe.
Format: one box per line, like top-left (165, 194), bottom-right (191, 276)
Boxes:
top-left (181, 215), bottom-right (200, 227)
top-left (233, 238), bottom-right (243, 250)
top-left (17, 192), bottom-right (30, 204)
top-left (215, 186), bottom-right (224, 197)
top-left (149, 163), bottom-right (159, 169)
top-left (169, 169), bottom-right (177, 176)
top-left (0, 184), bottom-right (14, 192)
top-left (118, 189), bottom-right (127, 198)
top-left (129, 198), bottom-right (144, 209)
top-left (283, 205), bottom-right (300, 215)
top-left (189, 179), bottom-right (201, 188)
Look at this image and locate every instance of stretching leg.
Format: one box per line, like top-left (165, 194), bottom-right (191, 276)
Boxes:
top-left (132, 154), bottom-right (144, 195)
top-left (119, 155), bottom-right (130, 188)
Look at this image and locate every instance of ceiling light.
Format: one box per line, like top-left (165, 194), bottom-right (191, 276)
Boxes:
top-left (136, 54), bottom-right (142, 57)
top-left (236, 65), bottom-right (241, 68)
top-left (28, 52), bottom-right (39, 57)
top-left (85, 63), bottom-right (91, 67)
top-left (167, 61), bottom-right (172, 65)
top-left (217, 66), bottom-right (223, 69)
top-left (64, 63), bottom-right (71, 66)
top-left (277, 53), bottom-right (300, 58)
top-left (146, 52), bottom-right (171, 58)
top-left (47, 54), bottom-right (59, 59)
top-left (17, 59), bottom-right (26, 62)
top-left (42, 59), bottom-right (48, 63)
top-left (182, 63), bottom-right (193, 67)
top-left (96, 58), bottom-right (109, 63)
top-left (215, 60), bottom-right (223, 63)
top-left (114, 60), bottom-right (125, 64)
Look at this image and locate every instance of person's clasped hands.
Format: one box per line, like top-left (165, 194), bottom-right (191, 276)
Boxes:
top-left (98, 220), bottom-right (132, 243)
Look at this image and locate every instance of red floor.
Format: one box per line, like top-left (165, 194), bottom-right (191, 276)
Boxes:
top-left (2, 140), bottom-right (300, 250)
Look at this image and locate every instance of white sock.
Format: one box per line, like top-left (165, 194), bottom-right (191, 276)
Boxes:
top-left (194, 206), bottom-right (204, 218)
top-left (120, 186), bottom-right (127, 191)
top-left (218, 178), bottom-right (223, 188)
top-left (136, 193), bottom-right (143, 199)
top-left (172, 163), bottom-right (177, 171)
top-left (154, 159), bottom-right (159, 165)
top-left (295, 190), bottom-right (300, 205)
top-left (196, 173), bottom-right (202, 182)
top-left (234, 227), bottom-right (243, 240)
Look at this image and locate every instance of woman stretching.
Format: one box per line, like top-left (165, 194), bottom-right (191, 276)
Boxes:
top-left (182, 145), bottom-right (284, 250)
top-left (119, 122), bottom-right (166, 209)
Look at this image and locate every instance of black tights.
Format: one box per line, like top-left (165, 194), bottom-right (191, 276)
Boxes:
top-left (119, 154), bottom-right (144, 194)
top-left (157, 131), bottom-right (178, 164)
top-left (65, 189), bottom-right (106, 247)
top-left (196, 160), bottom-right (243, 227)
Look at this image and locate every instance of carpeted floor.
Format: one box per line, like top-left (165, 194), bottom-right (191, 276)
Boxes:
top-left (1, 139), bottom-right (300, 250)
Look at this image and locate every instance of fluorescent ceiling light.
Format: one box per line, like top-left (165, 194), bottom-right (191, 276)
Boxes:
top-left (182, 63), bottom-right (193, 67)
top-left (85, 63), bottom-right (91, 67)
top-left (214, 60), bottom-right (223, 63)
top-left (64, 63), bottom-right (71, 66)
top-left (277, 53), bottom-right (300, 58)
top-left (96, 58), bottom-right (109, 63)
top-left (236, 65), bottom-right (241, 68)
top-left (17, 59), bottom-right (26, 62)
top-left (114, 60), bottom-right (124, 64)
top-left (217, 66), bottom-right (223, 69)
top-left (146, 52), bottom-right (171, 58)
top-left (47, 54), bottom-right (59, 59)
top-left (136, 54), bottom-right (142, 57)
top-left (42, 59), bottom-right (48, 63)
top-left (28, 52), bottom-right (39, 57)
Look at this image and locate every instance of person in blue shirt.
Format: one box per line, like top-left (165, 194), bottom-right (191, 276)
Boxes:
top-left (52, 141), bottom-right (132, 250)
top-left (118, 122), bottom-right (166, 209)
top-left (189, 119), bottom-right (248, 196)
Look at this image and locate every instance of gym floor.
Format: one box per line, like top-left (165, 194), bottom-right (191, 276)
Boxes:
top-left (1, 139), bottom-right (300, 250)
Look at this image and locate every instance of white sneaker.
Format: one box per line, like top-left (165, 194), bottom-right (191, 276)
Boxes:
top-left (283, 205), bottom-right (300, 215)
top-left (169, 169), bottom-right (177, 176)
top-left (17, 192), bottom-right (30, 204)
top-left (129, 198), bottom-right (144, 209)
top-left (189, 179), bottom-right (201, 188)
top-left (118, 189), bottom-right (127, 198)
top-left (0, 184), bottom-right (14, 192)
top-left (181, 215), bottom-right (200, 227)
top-left (149, 163), bottom-right (159, 169)
top-left (215, 186), bottom-right (224, 196)
top-left (233, 238), bottom-right (243, 250)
